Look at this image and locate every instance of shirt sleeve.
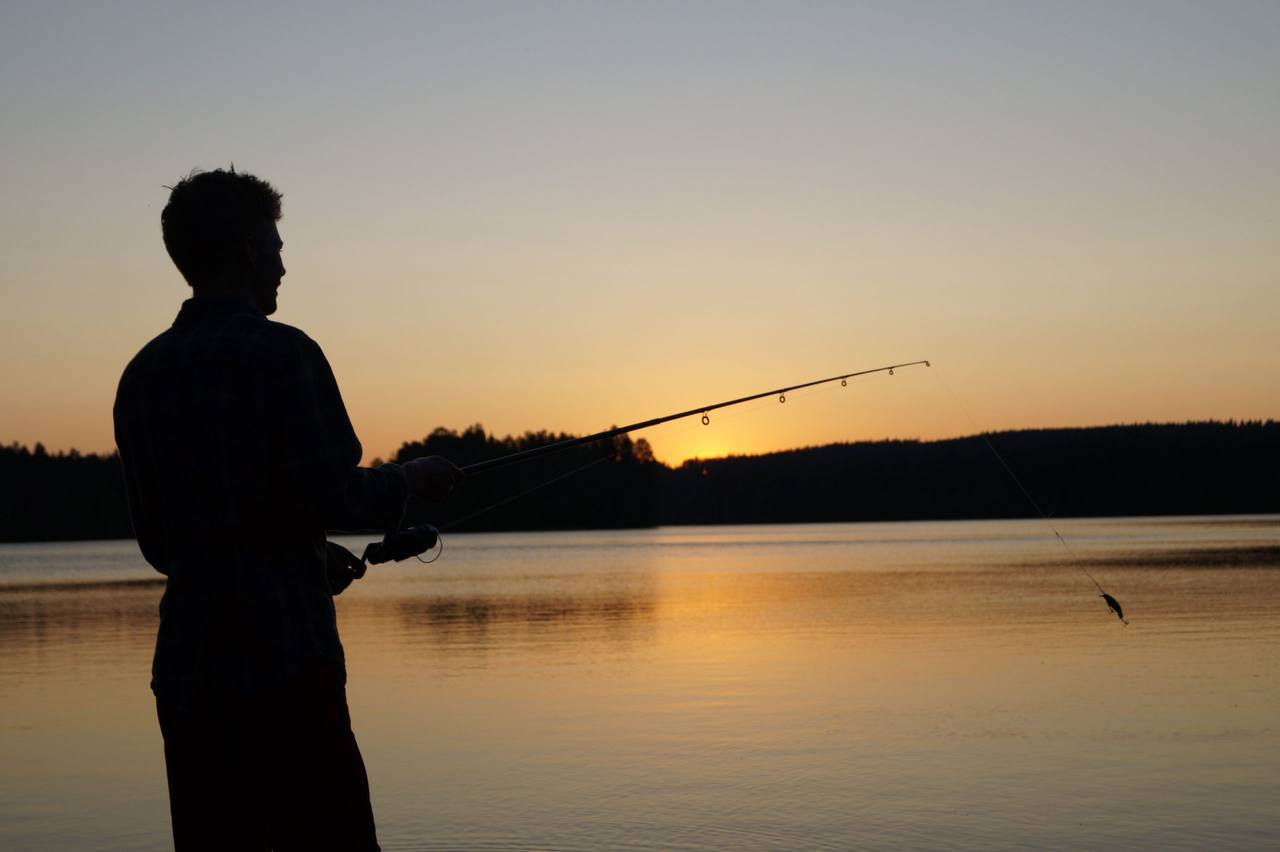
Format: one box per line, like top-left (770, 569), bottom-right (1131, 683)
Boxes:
top-left (113, 369), bottom-right (170, 574)
top-left (118, 448), bottom-right (170, 573)
top-left (275, 332), bottom-right (409, 533)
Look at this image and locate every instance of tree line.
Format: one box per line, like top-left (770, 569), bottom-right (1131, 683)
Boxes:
top-left (1, 420), bottom-right (1275, 543)
top-left (659, 420), bottom-right (1279, 524)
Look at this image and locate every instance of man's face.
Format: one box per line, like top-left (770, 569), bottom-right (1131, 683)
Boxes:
top-left (247, 220), bottom-right (286, 315)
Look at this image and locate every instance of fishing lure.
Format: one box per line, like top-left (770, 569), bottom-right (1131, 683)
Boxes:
top-left (1100, 592), bottom-right (1128, 625)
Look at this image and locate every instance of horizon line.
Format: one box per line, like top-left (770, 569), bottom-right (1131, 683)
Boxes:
top-left (7, 417), bottom-right (1275, 467)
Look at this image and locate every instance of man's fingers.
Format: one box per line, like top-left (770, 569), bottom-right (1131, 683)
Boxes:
top-left (325, 541), bottom-right (365, 594)
top-left (327, 541), bottom-right (362, 570)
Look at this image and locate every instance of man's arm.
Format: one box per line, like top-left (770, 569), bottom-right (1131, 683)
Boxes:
top-left (275, 333), bottom-right (409, 532)
top-left (118, 450), bottom-right (169, 573)
top-left (113, 370), bottom-right (171, 574)
top-left (274, 332), bottom-right (460, 532)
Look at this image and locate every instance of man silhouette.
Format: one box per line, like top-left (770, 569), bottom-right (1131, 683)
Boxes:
top-left (114, 167), bottom-right (457, 851)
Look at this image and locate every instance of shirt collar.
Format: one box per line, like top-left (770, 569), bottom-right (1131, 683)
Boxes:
top-left (173, 294), bottom-right (266, 327)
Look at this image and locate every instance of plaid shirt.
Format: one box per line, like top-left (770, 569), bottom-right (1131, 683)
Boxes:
top-left (114, 295), bottom-right (407, 706)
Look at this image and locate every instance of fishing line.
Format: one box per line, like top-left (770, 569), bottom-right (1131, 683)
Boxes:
top-left (437, 452), bottom-right (616, 534)
top-left (411, 449), bottom-right (620, 560)
top-left (353, 451), bottom-right (616, 567)
top-left (928, 366), bottom-right (1127, 623)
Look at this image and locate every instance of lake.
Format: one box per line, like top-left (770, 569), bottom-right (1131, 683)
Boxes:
top-left (2, 517), bottom-right (1278, 850)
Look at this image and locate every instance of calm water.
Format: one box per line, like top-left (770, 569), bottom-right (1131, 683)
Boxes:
top-left (2, 517), bottom-right (1278, 851)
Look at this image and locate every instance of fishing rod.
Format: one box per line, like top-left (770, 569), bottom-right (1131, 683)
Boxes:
top-left (356, 360), bottom-right (931, 566)
top-left (348, 358), bottom-right (1126, 627)
top-left (459, 360), bottom-right (932, 476)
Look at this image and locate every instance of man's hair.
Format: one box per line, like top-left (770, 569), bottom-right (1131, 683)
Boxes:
top-left (161, 167), bottom-right (282, 286)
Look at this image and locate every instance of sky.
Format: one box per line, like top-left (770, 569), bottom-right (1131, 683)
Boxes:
top-left (2, 1), bottom-right (1276, 465)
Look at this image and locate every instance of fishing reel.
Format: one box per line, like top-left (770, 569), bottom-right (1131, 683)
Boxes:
top-left (361, 523), bottom-right (441, 565)
top-left (327, 524), bottom-right (441, 596)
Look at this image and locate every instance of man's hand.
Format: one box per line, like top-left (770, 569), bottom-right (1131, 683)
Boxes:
top-left (402, 455), bottom-right (463, 502)
top-left (326, 541), bottom-right (365, 596)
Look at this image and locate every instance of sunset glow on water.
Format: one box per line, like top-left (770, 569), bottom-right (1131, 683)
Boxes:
top-left (3, 517), bottom-right (1277, 850)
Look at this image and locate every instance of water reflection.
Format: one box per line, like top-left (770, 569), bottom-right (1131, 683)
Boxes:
top-left (1069, 544), bottom-right (1280, 568)
top-left (0, 583), bottom-right (159, 692)
top-left (377, 588), bottom-right (661, 667)
top-left (1, 518), bottom-right (1278, 851)
top-left (399, 591), bottom-right (656, 634)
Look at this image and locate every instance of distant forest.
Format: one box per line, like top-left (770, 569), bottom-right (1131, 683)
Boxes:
top-left (1, 420), bottom-right (1277, 543)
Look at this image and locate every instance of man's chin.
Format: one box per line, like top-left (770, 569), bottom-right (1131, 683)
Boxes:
top-left (260, 290), bottom-right (279, 315)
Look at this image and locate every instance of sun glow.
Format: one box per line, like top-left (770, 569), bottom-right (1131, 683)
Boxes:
top-left (642, 430), bottom-right (735, 467)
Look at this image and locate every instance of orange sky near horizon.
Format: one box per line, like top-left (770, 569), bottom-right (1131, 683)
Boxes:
top-left (1, 3), bottom-right (1276, 467)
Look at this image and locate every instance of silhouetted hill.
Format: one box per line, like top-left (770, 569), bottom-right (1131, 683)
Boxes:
top-left (1, 420), bottom-right (1275, 543)
top-left (659, 421), bottom-right (1280, 525)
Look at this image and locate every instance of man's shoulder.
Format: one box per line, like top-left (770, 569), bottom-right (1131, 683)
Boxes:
top-left (201, 311), bottom-right (317, 351)
top-left (131, 314), bottom-right (322, 363)
top-left (257, 317), bottom-right (320, 350)
top-left (118, 326), bottom-right (179, 384)
top-left (252, 319), bottom-right (331, 371)
top-left (116, 317), bottom-right (332, 408)
top-left (229, 314), bottom-right (325, 354)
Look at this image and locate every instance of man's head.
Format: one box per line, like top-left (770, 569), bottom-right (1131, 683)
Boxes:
top-left (161, 167), bottom-right (286, 315)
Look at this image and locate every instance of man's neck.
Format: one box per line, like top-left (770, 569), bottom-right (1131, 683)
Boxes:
top-left (192, 284), bottom-right (256, 308)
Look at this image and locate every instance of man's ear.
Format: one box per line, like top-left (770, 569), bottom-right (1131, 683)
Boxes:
top-left (237, 236), bottom-right (259, 270)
